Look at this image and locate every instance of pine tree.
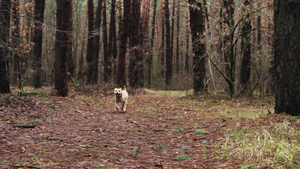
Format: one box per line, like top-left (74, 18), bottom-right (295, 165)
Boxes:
top-left (54, 0), bottom-right (72, 96)
top-left (273, 0), bottom-right (300, 115)
top-left (0, 0), bottom-right (11, 93)
top-left (33, 0), bottom-right (46, 88)
top-left (189, 0), bottom-right (206, 94)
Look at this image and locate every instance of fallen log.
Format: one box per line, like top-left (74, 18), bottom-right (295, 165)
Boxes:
top-left (13, 124), bottom-right (37, 128)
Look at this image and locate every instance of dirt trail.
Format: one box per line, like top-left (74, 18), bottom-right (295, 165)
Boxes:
top-left (0, 90), bottom-right (242, 168)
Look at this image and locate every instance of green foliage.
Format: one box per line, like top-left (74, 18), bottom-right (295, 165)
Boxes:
top-left (173, 155), bottom-right (189, 161)
top-left (290, 116), bottom-right (298, 119)
top-left (195, 129), bottom-right (206, 134)
top-left (31, 157), bottom-right (39, 161)
top-left (223, 154), bottom-right (232, 159)
top-left (136, 131), bottom-right (147, 136)
top-left (199, 147), bottom-right (208, 152)
top-left (144, 89), bottom-right (193, 97)
top-left (19, 137), bottom-right (26, 141)
top-left (174, 128), bottom-right (183, 133)
top-left (238, 164), bottom-right (257, 169)
top-left (158, 145), bottom-right (168, 150)
top-left (20, 91), bottom-right (45, 97)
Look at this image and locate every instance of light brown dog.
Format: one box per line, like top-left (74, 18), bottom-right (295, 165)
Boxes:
top-left (114, 85), bottom-right (128, 112)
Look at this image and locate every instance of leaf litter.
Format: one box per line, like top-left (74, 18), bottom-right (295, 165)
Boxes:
top-left (1, 88), bottom-right (294, 168)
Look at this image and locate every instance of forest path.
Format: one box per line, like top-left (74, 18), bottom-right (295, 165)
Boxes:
top-left (0, 89), bottom-right (267, 168)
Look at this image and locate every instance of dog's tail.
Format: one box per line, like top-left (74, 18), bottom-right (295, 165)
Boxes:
top-left (123, 85), bottom-right (126, 90)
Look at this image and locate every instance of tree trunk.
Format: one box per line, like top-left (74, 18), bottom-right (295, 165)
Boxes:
top-left (185, 2), bottom-right (189, 73)
top-left (257, 1), bottom-right (263, 94)
top-left (170, 0), bottom-right (175, 75)
top-left (12, 0), bottom-right (21, 88)
top-left (116, 0), bottom-right (130, 86)
top-left (129, 0), bottom-right (144, 88)
top-left (189, 0), bottom-right (206, 94)
top-left (223, 0), bottom-right (235, 97)
top-left (103, 0), bottom-right (110, 82)
top-left (93, 0), bottom-right (103, 83)
top-left (78, 4), bottom-right (88, 82)
top-left (55, 0), bottom-right (72, 97)
top-left (118, 0), bottom-right (122, 42)
top-left (23, 0), bottom-right (33, 77)
top-left (273, 0), bottom-right (300, 115)
top-left (33, 0), bottom-right (45, 88)
top-left (25, 0), bottom-right (33, 45)
top-left (109, 0), bottom-right (117, 79)
top-left (240, 0), bottom-right (252, 90)
top-left (185, 28), bottom-right (190, 73)
top-left (86, 0), bottom-right (95, 84)
top-left (0, 0), bottom-right (11, 93)
top-left (163, 0), bottom-right (172, 86)
top-left (148, 0), bottom-right (157, 87)
top-left (160, 2), bottom-right (165, 78)
top-left (176, 0), bottom-right (181, 75)
top-left (139, 0), bottom-right (149, 87)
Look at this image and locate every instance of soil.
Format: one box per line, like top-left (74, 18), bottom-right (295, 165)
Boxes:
top-left (0, 87), bottom-right (276, 168)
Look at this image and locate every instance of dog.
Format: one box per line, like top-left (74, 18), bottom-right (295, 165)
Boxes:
top-left (114, 85), bottom-right (128, 112)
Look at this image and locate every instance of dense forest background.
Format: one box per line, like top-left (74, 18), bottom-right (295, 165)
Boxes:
top-left (0, 0), bottom-right (274, 97)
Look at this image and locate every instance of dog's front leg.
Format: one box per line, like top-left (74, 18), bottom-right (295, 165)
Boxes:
top-left (115, 102), bottom-right (120, 111)
top-left (122, 100), bottom-right (127, 112)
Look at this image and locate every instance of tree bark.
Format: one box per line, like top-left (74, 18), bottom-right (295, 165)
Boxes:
top-left (116, 0), bottom-right (130, 86)
top-left (163, 0), bottom-right (172, 86)
top-left (93, 0), bottom-right (103, 83)
top-left (171, 0), bottom-right (175, 75)
top-left (160, 2), bottom-right (165, 78)
top-left (148, 0), bottom-right (157, 87)
top-left (33, 0), bottom-right (45, 88)
top-left (129, 0), bottom-right (144, 88)
top-left (273, 0), bottom-right (300, 115)
top-left (240, 0), bottom-right (252, 89)
top-left (109, 0), bottom-right (117, 79)
top-left (189, 0), bottom-right (206, 94)
top-left (12, 0), bottom-right (21, 88)
top-left (55, 0), bottom-right (72, 97)
top-left (86, 0), bottom-right (95, 84)
top-left (176, 0), bottom-right (181, 74)
top-left (78, 4), bottom-right (88, 82)
top-left (0, 0), bottom-right (11, 93)
top-left (185, 2), bottom-right (190, 73)
top-left (103, 0), bottom-right (110, 82)
top-left (223, 0), bottom-right (235, 97)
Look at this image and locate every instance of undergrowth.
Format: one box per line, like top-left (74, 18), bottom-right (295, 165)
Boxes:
top-left (223, 120), bottom-right (300, 168)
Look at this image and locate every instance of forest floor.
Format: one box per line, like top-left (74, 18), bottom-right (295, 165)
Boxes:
top-left (0, 86), bottom-right (299, 169)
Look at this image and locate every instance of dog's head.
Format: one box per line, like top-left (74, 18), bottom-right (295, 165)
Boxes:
top-left (114, 88), bottom-right (122, 98)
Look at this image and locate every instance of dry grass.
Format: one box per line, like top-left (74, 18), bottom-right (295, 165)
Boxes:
top-left (223, 119), bottom-right (300, 168)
